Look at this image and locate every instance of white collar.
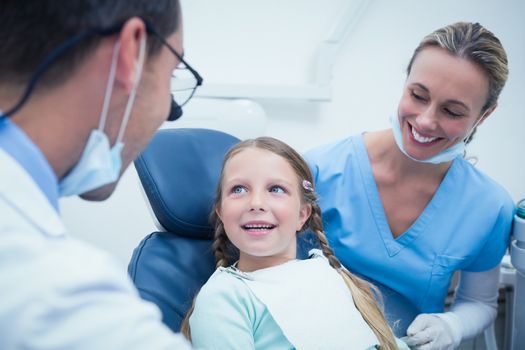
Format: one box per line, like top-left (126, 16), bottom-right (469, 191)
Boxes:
top-left (0, 149), bottom-right (65, 237)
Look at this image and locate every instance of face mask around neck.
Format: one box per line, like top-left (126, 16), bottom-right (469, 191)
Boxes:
top-left (390, 112), bottom-right (482, 165)
top-left (59, 37), bottom-right (146, 197)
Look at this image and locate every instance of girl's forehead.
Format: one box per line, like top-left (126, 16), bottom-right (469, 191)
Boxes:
top-left (227, 147), bottom-right (285, 167)
top-left (223, 147), bottom-right (299, 182)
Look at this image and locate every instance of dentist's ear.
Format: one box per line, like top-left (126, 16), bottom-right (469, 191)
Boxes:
top-left (116, 17), bottom-right (147, 93)
top-left (479, 103), bottom-right (497, 125)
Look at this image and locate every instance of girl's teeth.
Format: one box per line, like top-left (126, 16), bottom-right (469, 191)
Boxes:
top-left (244, 224), bottom-right (274, 230)
top-left (412, 127), bottom-right (437, 143)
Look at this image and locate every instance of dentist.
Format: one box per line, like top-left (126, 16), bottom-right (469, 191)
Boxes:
top-left (0, 1), bottom-right (201, 349)
top-left (305, 22), bottom-right (514, 349)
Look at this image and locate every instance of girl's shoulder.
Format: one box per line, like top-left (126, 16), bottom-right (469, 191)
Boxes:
top-left (197, 267), bottom-right (254, 301)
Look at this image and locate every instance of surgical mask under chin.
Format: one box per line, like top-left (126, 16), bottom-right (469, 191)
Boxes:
top-left (58, 131), bottom-right (124, 196)
top-left (390, 113), bottom-right (476, 165)
top-left (59, 37), bottom-right (146, 197)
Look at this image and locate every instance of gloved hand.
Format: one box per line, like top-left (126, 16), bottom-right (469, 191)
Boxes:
top-left (401, 314), bottom-right (461, 350)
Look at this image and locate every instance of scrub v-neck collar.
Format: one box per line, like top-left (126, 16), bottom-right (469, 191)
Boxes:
top-left (354, 134), bottom-right (459, 257)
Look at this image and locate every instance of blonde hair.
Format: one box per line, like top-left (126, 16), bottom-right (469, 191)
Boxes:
top-left (407, 22), bottom-right (508, 143)
top-left (182, 137), bottom-right (397, 349)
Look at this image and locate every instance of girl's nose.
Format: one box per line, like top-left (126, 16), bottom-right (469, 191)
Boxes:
top-left (249, 190), bottom-right (266, 211)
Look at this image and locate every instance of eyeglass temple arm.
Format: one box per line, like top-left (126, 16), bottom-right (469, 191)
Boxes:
top-left (143, 21), bottom-right (203, 87)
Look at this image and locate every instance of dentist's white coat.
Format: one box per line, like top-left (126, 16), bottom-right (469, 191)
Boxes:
top-left (0, 149), bottom-right (190, 350)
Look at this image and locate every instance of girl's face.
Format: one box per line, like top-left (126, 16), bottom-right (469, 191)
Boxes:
top-left (216, 147), bottom-right (311, 272)
top-left (397, 46), bottom-right (494, 161)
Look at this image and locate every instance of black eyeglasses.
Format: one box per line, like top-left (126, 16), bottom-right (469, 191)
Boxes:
top-left (144, 22), bottom-right (203, 110)
top-left (2, 19), bottom-right (203, 119)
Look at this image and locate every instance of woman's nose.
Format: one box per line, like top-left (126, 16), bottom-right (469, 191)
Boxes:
top-left (416, 106), bottom-right (439, 130)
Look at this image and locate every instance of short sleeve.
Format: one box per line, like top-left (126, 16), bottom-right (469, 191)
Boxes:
top-left (303, 136), bottom-right (355, 188)
top-left (303, 150), bottom-right (320, 185)
top-left (189, 274), bottom-right (257, 350)
top-left (464, 196), bottom-right (515, 272)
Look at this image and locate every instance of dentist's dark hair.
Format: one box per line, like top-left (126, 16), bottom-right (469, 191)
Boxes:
top-left (0, 0), bottom-right (181, 90)
top-left (181, 137), bottom-right (398, 350)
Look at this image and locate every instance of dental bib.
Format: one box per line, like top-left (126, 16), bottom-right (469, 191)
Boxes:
top-left (222, 249), bottom-right (379, 350)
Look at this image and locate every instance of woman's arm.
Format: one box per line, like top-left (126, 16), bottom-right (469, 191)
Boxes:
top-left (403, 265), bottom-right (500, 349)
top-left (440, 265), bottom-right (500, 341)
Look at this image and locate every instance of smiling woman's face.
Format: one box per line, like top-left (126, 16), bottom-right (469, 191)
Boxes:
top-left (397, 46), bottom-right (491, 161)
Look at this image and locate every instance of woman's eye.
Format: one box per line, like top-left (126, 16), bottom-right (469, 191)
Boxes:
top-left (444, 108), bottom-right (462, 118)
top-left (411, 91), bottom-right (426, 102)
top-left (231, 186), bottom-right (246, 194)
top-left (270, 186), bottom-right (285, 194)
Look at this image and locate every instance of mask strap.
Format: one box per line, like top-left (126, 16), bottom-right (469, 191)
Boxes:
top-left (463, 114), bottom-right (485, 143)
top-left (116, 35), bottom-right (146, 144)
top-left (98, 40), bottom-right (121, 131)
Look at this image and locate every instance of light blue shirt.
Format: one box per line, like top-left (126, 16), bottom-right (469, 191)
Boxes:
top-left (0, 116), bottom-right (59, 210)
top-left (304, 134), bottom-right (514, 313)
top-left (190, 268), bottom-right (295, 350)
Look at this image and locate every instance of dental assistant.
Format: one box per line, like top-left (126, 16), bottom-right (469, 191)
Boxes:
top-left (305, 22), bottom-right (514, 350)
top-left (0, 1), bottom-right (201, 349)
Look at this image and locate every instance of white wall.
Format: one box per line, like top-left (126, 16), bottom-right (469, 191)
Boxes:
top-left (61, 0), bottom-right (525, 264)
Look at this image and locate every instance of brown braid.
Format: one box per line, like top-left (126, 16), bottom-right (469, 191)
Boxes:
top-left (308, 201), bottom-right (397, 350)
top-left (180, 297), bottom-right (195, 340)
top-left (212, 219), bottom-right (233, 268)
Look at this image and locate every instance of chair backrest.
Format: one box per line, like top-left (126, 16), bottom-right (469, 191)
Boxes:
top-left (128, 128), bottom-right (240, 332)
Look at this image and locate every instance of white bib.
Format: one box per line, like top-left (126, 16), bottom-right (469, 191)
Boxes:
top-left (222, 250), bottom-right (379, 350)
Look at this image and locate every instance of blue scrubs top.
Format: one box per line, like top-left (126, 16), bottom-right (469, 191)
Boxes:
top-left (304, 134), bottom-right (514, 313)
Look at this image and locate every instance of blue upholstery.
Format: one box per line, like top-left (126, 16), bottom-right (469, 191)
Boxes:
top-left (128, 127), bottom-right (418, 337)
top-left (128, 128), bottom-right (240, 332)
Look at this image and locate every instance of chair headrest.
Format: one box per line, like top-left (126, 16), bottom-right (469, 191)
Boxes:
top-left (134, 128), bottom-right (240, 239)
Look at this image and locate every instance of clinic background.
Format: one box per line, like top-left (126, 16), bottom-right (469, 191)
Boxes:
top-left (60, 0), bottom-right (525, 264)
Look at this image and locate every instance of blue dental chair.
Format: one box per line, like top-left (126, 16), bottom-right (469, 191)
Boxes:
top-left (128, 128), bottom-right (240, 331)
top-left (128, 127), bottom-right (419, 336)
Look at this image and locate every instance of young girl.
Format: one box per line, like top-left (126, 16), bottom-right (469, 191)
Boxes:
top-left (182, 137), bottom-right (407, 349)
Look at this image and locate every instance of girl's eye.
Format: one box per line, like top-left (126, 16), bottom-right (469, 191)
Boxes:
top-left (411, 91), bottom-right (427, 102)
top-left (231, 186), bottom-right (246, 194)
top-left (270, 186), bottom-right (285, 194)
